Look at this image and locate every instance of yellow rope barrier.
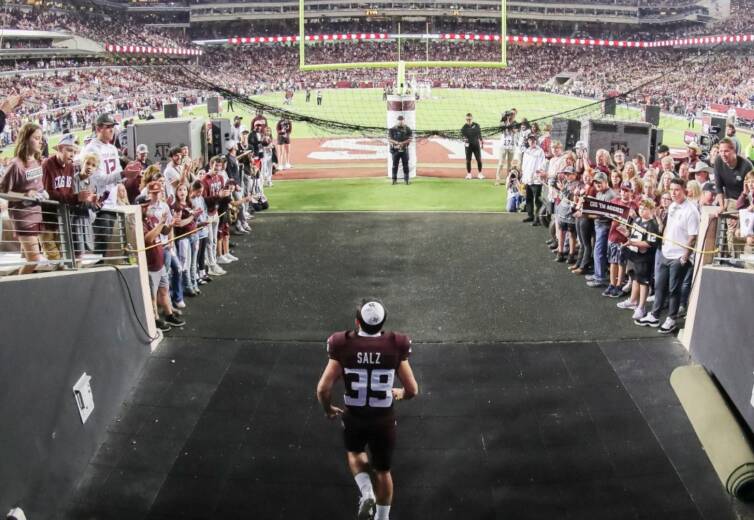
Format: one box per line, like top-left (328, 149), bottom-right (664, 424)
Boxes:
top-left (610, 215), bottom-right (719, 256)
top-left (125, 211), bottom-right (228, 254)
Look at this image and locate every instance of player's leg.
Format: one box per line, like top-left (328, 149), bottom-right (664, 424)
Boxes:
top-left (368, 415), bottom-right (397, 519)
top-left (344, 416), bottom-right (376, 519)
top-left (284, 142), bottom-right (291, 168)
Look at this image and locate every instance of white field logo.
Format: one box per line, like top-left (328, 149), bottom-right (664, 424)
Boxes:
top-left (306, 137), bottom-right (497, 161)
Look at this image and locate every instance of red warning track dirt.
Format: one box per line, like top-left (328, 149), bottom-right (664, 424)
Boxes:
top-left (277, 137), bottom-right (500, 179)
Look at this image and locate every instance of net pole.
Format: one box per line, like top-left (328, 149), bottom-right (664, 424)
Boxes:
top-left (425, 22), bottom-right (430, 72)
top-left (397, 60), bottom-right (406, 95)
top-left (299, 0), bottom-right (305, 68)
top-left (501, 0), bottom-right (507, 65)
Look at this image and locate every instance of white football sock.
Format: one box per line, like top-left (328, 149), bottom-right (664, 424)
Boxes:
top-left (354, 472), bottom-right (374, 498)
top-left (376, 505), bottom-right (391, 520)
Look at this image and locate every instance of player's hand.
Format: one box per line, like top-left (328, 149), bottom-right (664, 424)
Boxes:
top-left (325, 405), bottom-right (343, 419)
top-left (392, 388), bottom-right (405, 401)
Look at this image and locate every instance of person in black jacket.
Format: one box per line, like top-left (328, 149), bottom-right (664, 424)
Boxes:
top-left (461, 113), bottom-right (484, 180)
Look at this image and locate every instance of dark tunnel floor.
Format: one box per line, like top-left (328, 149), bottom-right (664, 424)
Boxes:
top-left (62, 214), bottom-right (753, 519)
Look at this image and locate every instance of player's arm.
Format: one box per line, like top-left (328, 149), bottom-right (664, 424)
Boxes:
top-left (316, 359), bottom-right (344, 419)
top-left (393, 360), bottom-right (418, 401)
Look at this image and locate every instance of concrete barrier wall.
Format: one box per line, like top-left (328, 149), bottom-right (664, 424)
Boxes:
top-left (0, 266), bottom-right (152, 518)
top-left (690, 265), bottom-right (754, 433)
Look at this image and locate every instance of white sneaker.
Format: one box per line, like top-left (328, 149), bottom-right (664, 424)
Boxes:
top-left (465, 173), bottom-right (472, 180)
top-left (174, 300), bottom-right (186, 309)
top-left (636, 312), bottom-right (659, 327)
top-left (242, 223), bottom-right (252, 232)
top-left (647, 294), bottom-right (655, 303)
top-left (217, 255), bottom-right (232, 265)
top-left (244, 212), bottom-right (253, 219)
top-left (286, 163), bottom-right (292, 169)
top-left (632, 307), bottom-right (646, 321)
top-left (226, 253), bottom-right (239, 261)
top-left (477, 173), bottom-right (485, 180)
top-left (622, 281), bottom-right (631, 293)
top-left (209, 265), bottom-right (226, 276)
top-left (659, 317), bottom-right (677, 334)
top-left (616, 299), bottom-right (637, 310)
top-left (357, 495), bottom-right (375, 520)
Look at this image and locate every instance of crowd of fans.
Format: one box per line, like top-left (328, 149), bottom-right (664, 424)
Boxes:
top-left (498, 114), bottom-right (754, 333)
top-left (0, 3), bottom-right (191, 49)
top-left (0, 99), bottom-right (276, 333)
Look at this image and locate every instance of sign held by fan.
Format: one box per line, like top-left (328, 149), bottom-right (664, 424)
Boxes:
top-left (581, 197), bottom-right (631, 219)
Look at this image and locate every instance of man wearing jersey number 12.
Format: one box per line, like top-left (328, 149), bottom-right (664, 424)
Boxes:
top-left (317, 300), bottom-right (419, 520)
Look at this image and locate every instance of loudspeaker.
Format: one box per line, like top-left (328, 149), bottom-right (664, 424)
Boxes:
top-left (207, 97), bottom-right (221, 114)
top-left (204, 118), bottom-right (232, 160)
top-left (164, 104), bottom-right (179, 119)
top-left (649, 128), bottom-right (664, 164)
top-left (551, 117), bottom-right (581, 150)
top-left (604, 97), bottom-right (616, 116)
top-left (582, 119), bottom-right (652, 162)
top-left (644, 105), bottom-right (661, 126)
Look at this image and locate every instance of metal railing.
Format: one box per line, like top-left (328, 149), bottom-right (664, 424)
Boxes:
top-left (0, 193), bottom-right (134, 276)
top-left (713, 211), bottom-right (754, 270)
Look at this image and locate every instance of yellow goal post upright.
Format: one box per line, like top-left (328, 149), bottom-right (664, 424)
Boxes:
top-left (297, 0), bottom-right (507, 178)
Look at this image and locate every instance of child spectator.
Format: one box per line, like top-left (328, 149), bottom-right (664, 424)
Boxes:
top-left (190, 180), bottom-right (210, 285)
top-left (142, 188), bottom-right (185, 333)
top-left (173, 183), bottom-right (198, 297)
top-left (0, 123), bottom-right (46, 274)
top-left (202, 155), bottom-right (231, 276)
top-left (604, 182), bottom-right (637, 298)
top-left (618, 198), bottom-right (660, 322)
top-left (554, 167), bottom-right (579, 264)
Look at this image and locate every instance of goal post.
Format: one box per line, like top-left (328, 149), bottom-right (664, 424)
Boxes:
top-left (297, 0), bottom-right (507, 71)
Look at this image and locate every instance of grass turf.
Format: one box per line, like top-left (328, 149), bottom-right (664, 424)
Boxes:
top-left (264, 176), bottom-right (509, 212)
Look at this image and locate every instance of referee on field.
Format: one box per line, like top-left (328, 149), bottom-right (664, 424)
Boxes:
top-left (462, 113), bottom-right (484, 179)
top-left (389, 115), bottom-right (413, 185)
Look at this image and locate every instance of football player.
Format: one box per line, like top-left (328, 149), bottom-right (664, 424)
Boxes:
top-left (317, 301), bottom-right (419, 520)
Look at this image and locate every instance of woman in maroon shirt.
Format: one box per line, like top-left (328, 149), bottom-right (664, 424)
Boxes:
top-left (0, 123), bottom-right (45, 274)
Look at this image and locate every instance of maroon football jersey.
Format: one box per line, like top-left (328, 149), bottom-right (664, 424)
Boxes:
top-left (327, 330), bottom-right (411, 417)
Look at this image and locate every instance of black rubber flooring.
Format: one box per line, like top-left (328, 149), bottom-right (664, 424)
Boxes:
top-left (61, 214), bottom-right (753, 520)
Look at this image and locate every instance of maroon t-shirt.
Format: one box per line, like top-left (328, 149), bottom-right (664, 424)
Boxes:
top-left (0, 157), bottom-right (44, 234)
top-left (608, 197), bottom-right (637, 243)
top-left (143, 215), bottom-right (165, 272)
top-left (172, 201), bottom-right (196, 236)
top-left (327, 330), bottom-right (411, 418)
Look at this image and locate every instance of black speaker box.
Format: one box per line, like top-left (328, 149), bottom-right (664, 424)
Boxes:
top-left (164, 104), bottom-right (179, 119)
top-left (207, 97), bottom-right (221, 114)
top-left (604, 97), bottom-right (616, 116)
top-left (551, 117), bottom-right (581, 150)
top-left (644, 105), bottom-right (661, 126)
top-left (649, 128), bottom-right (664, 164)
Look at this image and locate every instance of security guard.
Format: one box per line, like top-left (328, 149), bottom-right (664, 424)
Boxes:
top-left (388, 115), bottom-right (413, 185)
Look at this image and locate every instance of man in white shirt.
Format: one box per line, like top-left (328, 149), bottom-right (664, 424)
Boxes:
top-left (637, 177), bottom-right (699, 333)
top-left (521, 134), bottom-right (546, 226)
top-left (80, 113), bottom-right (126, 255)
top-left (162, 146), bottom-right (185, 205)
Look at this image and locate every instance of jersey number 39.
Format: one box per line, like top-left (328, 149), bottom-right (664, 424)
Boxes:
top-left (344, 368), bottom-right (394, 408)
